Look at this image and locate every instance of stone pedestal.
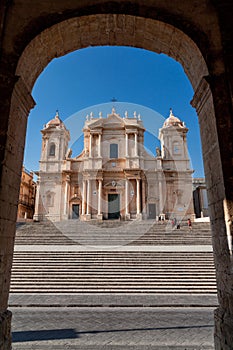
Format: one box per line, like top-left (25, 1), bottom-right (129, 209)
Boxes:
top-left (125, 213), bottom-right (131, 221)
top-left (80, 214), bottom-right (91, 221)
top-left (191, 214), bottom-right (196, 221)
top-left (33, 214), bottom-right (39, 221)
top-left (214, 307), bottom-right (233, 349)
top-left (136, 213), bottom-right (142, 220)
top-left (97, 214), bottom-right (103, 220)
top-left (85, 214), bottom-right (91, 221)
top-left (0, 310), bottom-right (12, 350)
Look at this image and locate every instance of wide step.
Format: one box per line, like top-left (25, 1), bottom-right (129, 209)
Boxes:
top-left (11, 251), bottom-right (217, 294)
top-left (15, 221), bottom-right (212, 245)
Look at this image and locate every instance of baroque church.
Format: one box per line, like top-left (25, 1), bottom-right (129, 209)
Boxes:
top-left (33, 108), bottom-right (194, 222)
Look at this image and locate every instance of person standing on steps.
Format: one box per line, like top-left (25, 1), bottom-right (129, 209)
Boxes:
top-left (187, 218), bottom-right (192, 231)
top-left (173, 217), bottom-right (177, 228)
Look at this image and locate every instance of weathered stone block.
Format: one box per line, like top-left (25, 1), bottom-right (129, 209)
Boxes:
top-left (215, 307), bottom-right (233, 350)
top-left (0, 310), bottom-right (11, 350)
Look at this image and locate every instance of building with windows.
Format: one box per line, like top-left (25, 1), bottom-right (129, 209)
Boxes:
top-left (33, 108), bottom-right (194, 222)
top-left (17, 166), bottom-right (36, 220)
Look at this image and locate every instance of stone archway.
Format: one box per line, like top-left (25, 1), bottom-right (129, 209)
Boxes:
top-left (0, 6), bottom-right (233, 350)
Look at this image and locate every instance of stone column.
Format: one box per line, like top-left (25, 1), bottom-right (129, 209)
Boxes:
top-left (97, 179), bottom-right (103, 219)
top-left (134, 133), bottom-right (138, 157)
top-left (136, 178), bottom-right (141, 218)
top-left (125, 178), bottom-right (130, 219)
top-left (89, 134), bottom-right (92, 158)
top-left (141, 179), bottom-right (146, 217)
top-left (159, 179), bottom-right (163, 215)
top-left (63, 175), bottom-right (70, 218)
top-left (81, 180), bottom-right (86, 216)
top-left (33, 176), bottom-right (41, 221)
top-left (86, 179), bottom-right (91, 218)
top-left (125, 133), bottom-right (129, 157)
top-left (98, 134), bottom-right (102, 157)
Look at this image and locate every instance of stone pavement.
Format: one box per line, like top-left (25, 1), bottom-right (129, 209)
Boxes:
top-left (11, 306), bottom-right (215, 349)
top-left (9, 293), bottom-right (218, 308)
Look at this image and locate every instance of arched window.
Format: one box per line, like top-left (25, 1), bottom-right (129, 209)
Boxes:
top-left (49, 143), bottom-right (56, 156)
top-left (110, 143), bottom-right (118, 158)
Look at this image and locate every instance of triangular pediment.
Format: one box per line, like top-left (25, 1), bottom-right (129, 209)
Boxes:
top-left (104, 109), bottom-right (124, 126)
top-left (88, 118), bottom-right (104, 129)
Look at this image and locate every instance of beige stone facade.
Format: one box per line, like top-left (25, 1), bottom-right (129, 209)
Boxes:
top-left (34, 108), bottom-right (194, 222)
top-left (17, 166), bottom-right (36, 220)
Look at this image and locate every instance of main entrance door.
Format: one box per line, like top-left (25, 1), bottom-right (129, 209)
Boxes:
top-left (148, 204), bottom-right (156, 219)
top-left (72, 204), bottom-right (79, 219)
top-left (108, 194), bottom-right (120, 219)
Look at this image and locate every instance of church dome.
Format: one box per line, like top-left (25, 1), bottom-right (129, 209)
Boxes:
top-left (163, 109), bottom-right (184, 128)
top-left (45, 111), bottom-right (64, 128)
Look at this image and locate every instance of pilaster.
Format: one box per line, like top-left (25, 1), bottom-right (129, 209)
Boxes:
top-left (192, 75), bottom-right (233, 348)
top-left (0, 77), bottom-right (35, 350)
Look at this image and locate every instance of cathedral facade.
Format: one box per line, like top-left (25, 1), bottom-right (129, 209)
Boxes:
top-left (33, 108), bottom-right (194, 222)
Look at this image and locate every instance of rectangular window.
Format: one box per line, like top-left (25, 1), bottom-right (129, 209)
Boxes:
top-left (110, 143), bottom-right (118, 158)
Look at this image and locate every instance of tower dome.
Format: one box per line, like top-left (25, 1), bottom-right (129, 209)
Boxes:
top-left (45, 110), bottom-right (64, 128)
top-left (163, 108), bottom-right (184, 128)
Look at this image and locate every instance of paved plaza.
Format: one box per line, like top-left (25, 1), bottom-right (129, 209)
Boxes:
top-left (11, 306), bottom-right (215, 349)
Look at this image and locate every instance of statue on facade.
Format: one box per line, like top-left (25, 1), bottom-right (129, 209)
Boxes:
top-left (66, 148), bottom-right (72, 158)
top-left (156, 147), bottom-right (161, 157)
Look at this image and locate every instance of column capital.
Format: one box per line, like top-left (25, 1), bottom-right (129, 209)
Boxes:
top-left (65, 174), bottom-right (71, 182)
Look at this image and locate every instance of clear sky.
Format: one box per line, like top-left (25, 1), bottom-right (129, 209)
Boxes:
top-left (24, 46), bottom-right (204, 177)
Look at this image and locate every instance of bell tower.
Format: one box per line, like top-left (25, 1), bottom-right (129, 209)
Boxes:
top-left (159, 108), bottom-right (190, 171)
top-left (159, 109), bottom-right (194, 220)
top-left (33, 111), bottom-right (70, 221)
top-left (39, 110), bottom-right (70, 172)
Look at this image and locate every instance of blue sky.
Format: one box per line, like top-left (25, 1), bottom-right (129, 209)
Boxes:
top-left (24, 46), bottom-right (204, 177)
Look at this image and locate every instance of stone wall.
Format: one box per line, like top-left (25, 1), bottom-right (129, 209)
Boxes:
top-left (0, 311), bottom-right (11, 350)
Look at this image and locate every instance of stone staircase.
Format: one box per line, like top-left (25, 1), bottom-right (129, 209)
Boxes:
top-left (15, 220), bottom-right (212, 246)
top-left (11, 250), bottom-right (216, 294)
top-left (10, 220), bottom-right (217, 297)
